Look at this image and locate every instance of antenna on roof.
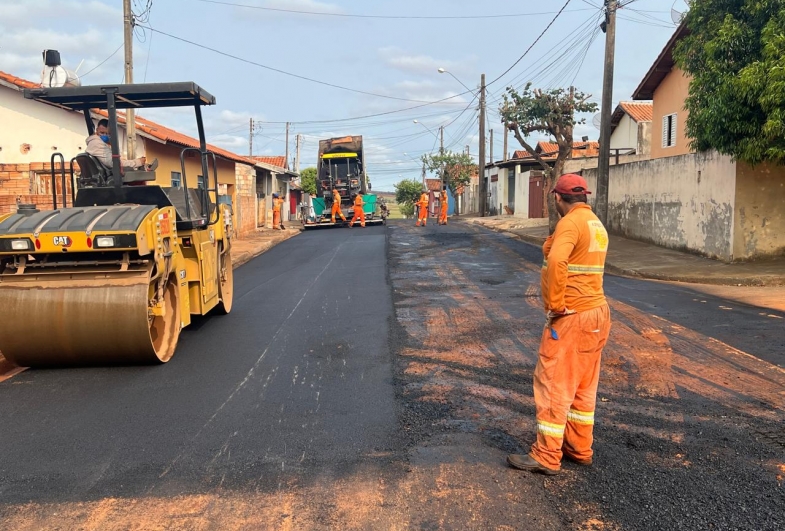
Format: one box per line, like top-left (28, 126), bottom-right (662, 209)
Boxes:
top-left (670, 1), bottom-right (685, 24)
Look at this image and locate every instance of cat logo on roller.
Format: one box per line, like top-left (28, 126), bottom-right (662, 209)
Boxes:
top-left (53, 235), bottom-right (72, 247)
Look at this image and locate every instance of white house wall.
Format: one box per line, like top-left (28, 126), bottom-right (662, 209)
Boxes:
top-left (584, 151), bottom-right (737, 260)
top-left (0, 86), bottom-right (143, 164)
top-left (514, 169), bottom-right (530, 219)
top-left (609, 114), bottom-right (638, 151)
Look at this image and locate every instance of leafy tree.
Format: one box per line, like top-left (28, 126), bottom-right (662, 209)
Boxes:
top-left (674, 1), bottom-right (785, 164)
top-left (421, 150), bottom-right (477, 196)
top-left (299, 167), bottom-right (317, 195)
top-left (499, 83), bottom-right (597, 229)
top-left (394, 178), bottom-right (423, 218)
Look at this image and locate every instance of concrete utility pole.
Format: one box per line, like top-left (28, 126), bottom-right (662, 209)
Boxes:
top-left (421, 160), bottom-right (426, 187)
top-left (503, 126), bottom-right (508, 162)
top-left (123, 0), bottom-right (136, 159)
top-left (596, 0), bottom-right (617, 225)
top-left (294, 134), bottom-right (301, 173)
top-left (489, 129), bottom-right (494, 163)
top-left (439, 126), bottom-right (444, 153)
top-left (249, 118), bottom-right (253, 156)
top-left (284, 122), bottom-right (290, 169)
top-left (478, 73), bottom-right (487, 217)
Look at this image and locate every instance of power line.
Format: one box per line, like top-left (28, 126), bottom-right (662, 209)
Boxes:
top-left (139, 24), bottom-right (470, 105)
top-left (79, 43), bottom-right (124, 79)
top-left (194, 0), bottom-right (595, 20)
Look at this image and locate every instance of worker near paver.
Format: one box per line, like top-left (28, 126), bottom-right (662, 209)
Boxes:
top-left (438, 185), bottom-right (449, 225)
top-left (415, 190), bottom-right (429, 227)
top-left (272, 193), bottom-right (285, 230)
top-left (349, 192), bottom-right (366, 228)
top-left (330, 187), bottom-right (346, 224)
top-left (507, 173), bottom-right (611, 475)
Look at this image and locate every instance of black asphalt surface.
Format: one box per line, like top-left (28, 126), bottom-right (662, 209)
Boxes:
top-left (0, 225), bottom-right (396, 504)
top-left (1, 220), bottom-right (782, 530)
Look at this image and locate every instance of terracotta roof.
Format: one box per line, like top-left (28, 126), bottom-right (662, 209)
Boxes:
top-left (508, 141), bottom-right (599, 163)
top-left (0, 70), bottom-right (40, 90)
top-left (513, 150), bottom-right (532, 159)
top-left (96, 110), bottom-right (253, 166)
top-left (425, 179), bottom-right (442, 192)
top-left (251, 156), bottom-right (287, 168)
top-left (632, 22), bottom-right (690, 100)
top-left (620, 101), bottom-right (653, 123)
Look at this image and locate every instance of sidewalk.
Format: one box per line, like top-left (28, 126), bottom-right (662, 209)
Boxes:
top-left (462, 216), bottom-right (785, 287)
top-left (232, 226), bottom-right (300, 267)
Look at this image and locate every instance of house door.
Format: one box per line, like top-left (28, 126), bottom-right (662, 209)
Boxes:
top-left (507, 173), bottom-right (515, 214)
top-left (489, 175), bottom-right (498, 216)
top-left (529, 173), bottom-right (545, 218)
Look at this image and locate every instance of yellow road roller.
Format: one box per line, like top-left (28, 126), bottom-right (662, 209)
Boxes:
top-left (0, 82), bottom-right (233, 366)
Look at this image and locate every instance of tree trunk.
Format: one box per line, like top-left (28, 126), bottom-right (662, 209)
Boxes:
top-left (546, 159), bottom-right (566, 233)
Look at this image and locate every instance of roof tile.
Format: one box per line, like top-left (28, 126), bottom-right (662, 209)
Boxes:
top-left (619, 101), bottom-right (653, 123)
top-left (252, 156), bottom-right (287, 168)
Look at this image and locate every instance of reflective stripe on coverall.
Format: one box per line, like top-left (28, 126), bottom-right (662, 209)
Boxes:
top-left (331, 190), bottom-right (346, 222)
top-left (438, 190), bottom-right (448, 224)
top-left (531, 203), bottom-right (611, 471)
top-left (349, 195), bottom-right (365, 227)
top-left (415, 193), bottom-right (429, 226)
top-left (272, 197), bottom-right (284, 229)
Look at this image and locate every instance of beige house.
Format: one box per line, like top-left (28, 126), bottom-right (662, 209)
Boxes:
top-left (578, 23), bottom-right (785, 261)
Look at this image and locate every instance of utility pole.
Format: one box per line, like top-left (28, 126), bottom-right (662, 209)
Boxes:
top-left (439, 126), bottom-right (444, 153)
top-left (284, 122), bottom-right (290, 169)
top-left (596, 0), bottom-right (617, 225)
top-left (123, 0), bottom-right (136, 159)
top-left (294, 134), bottom-right (301, 173)
top-left (503, 125), bottom-right (508, 162)
top-left (478, 73), bottom-right (487, 217)
top-left (421, 160), bottom-right (426, 188)
top-left (489, 129), bottom-right (494, 163)
top-left (249, 118), bottom-right (254, 156)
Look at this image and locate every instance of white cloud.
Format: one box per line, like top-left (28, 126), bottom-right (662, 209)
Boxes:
top-left (262, 0), bottom-right (342, 13)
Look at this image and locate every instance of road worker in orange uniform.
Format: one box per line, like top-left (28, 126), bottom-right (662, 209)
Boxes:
top-left (415, 190), bottom-right (429, 226)
top-left (349, 192), bottom-right (366, 227)
top-left (438, 185), bottom-right (449, 225)
top-left (330, 187), bottom-right (346, 224)
top-left (272, 193), bottom-right (285, 230)
top-left (507, 173), bottom-right (611, 475)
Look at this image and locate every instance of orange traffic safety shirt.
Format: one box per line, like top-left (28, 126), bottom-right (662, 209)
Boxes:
top-left (440, 190), bottom-right (448, 206)
top-left (273, 197), bottom-right (284, 212)
top-left (353, 195), bottom-right (364, 210)
top-left (333, 190), bottom-right (342, 205)
top-left (541, 203), bottom-right (609, 314)
top-left (417, 193), bottom-right (429, 208)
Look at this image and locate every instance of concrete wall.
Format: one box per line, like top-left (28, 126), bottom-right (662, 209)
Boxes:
top-left (638, 121), bottom-right (652, 156)
top-left (584, 151), bottom-right (737, 260)
top-left (514, 169), bottom-right (530, 219)
top-left (651, 67), bottom-right (692, 159)
top-left (733, 161), bottom-right (785, 259)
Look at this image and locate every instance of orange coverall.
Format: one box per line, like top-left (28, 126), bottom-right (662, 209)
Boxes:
top-left (272, 197), bottom-right (284, 229)
top-left (349, 195), bottom-right (365, 227)
top-left (415, 193), bottom-right (429, 226)
top-left (331, 189), bottom-right (346, 223)
top-left (530, 203), bottom-right (611, 471)
top-left (438, 190), bottom-right (448, 225)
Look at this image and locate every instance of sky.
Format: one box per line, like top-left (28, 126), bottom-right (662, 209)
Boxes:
top-left (0, 0), bottom-right (686, 191)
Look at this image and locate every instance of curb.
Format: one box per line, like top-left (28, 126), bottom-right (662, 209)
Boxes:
top-left (461, 220), bottom-right (784, 287)
top-left (232, 230), bottom-right (299, 268)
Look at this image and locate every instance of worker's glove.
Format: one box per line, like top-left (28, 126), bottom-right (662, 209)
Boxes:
top-left (545, 308), bottom-right (576, 328)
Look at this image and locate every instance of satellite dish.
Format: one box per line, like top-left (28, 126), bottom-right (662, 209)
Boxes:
top-left (592, 113), bottom-right (602, 130)
top-left (670, 8), bottom-right (683, 24)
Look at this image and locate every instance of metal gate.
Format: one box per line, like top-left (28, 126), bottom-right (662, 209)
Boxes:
top-left (528, 172), bottom-right (545, 218)
top-left (507, 172), bottom-right (515, 214)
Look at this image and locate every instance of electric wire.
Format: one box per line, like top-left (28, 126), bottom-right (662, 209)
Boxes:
top-left (79, 43), bottom-right (124, 79)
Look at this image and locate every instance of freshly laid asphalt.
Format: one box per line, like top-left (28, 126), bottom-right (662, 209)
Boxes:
top-left (0, 220), bottom-right (782, 530)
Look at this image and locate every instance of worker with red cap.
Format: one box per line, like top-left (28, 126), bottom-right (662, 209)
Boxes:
top-left (507, 173), bottom-right (611, 475)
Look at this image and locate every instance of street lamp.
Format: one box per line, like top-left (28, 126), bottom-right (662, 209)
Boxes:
top-left (413, 119), bottom-right (439, 139)
top-left (438, 67), bottom-right (473, 93)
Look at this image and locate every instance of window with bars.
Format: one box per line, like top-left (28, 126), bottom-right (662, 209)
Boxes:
top-left (662, 113), bottom-right (677, 148)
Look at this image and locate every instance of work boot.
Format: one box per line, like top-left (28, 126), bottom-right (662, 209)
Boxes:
top-left (562, 452), bottom-right (592, 466)
top-left (506, 454), bottom-right (559, 475)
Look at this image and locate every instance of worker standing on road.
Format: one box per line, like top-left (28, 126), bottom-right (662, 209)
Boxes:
top-left (415, 190), bottom-right (429, 227)
top-left (438, 185), bottom-right (449, 225)
top-left (331, 187), bottom-right (346, 224)
top-left (507, 173), bottom-right (611, 475)
top-left (349, 192), bottom-right (366, 228)
top-left (272, 193), bottom-right (285, 230)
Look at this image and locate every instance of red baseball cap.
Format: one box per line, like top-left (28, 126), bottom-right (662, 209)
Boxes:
top-left (552, 173), bottom-right (591, 195)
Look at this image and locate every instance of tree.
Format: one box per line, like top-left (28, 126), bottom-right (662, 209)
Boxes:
top-left (674, 1), bottom-right (785, 165)
top-left (421, 150), bottom-right (477, 196)
top-left (299, 167), bottom-right (317, 195)
top-left (499, 83), bottom-right (597, 230)
top-left (394, 178), bottom-right (423, 219)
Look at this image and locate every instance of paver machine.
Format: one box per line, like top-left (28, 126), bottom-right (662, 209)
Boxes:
top-left (0, 82), bottom-right (233, 366)
top-left (302, 135), bottom-right (383, 228)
